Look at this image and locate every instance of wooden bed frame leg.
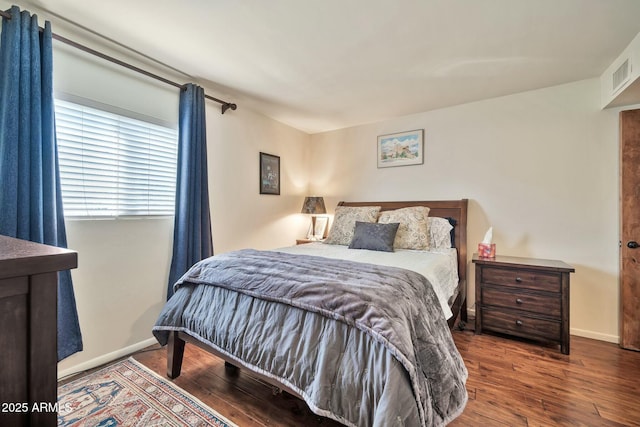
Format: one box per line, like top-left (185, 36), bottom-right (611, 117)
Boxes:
top-left (224, 361), bottom-right (239, 371)
top-left (167, 331), bottom-right (185, 379)
top-left (457, 298), bottom-right (468, 331)
top-left (460, 298), bottom-right (468, 323)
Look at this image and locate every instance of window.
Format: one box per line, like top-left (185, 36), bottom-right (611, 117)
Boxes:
top-left (55, 99), bottom-right (178, 217)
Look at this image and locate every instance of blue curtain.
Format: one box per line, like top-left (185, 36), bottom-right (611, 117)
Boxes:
top-left (0, 6), bottom-right (82, 360)
top-left (167, 84), bottom-right (213, 299)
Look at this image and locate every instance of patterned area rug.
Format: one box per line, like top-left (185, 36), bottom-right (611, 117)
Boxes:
top-left (58, 357), bottom-right (237, 426)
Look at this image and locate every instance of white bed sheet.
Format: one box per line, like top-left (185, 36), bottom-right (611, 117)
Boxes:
top-left (276, 243), bottom-right (459, 319)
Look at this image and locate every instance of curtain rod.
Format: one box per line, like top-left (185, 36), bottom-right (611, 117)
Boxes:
top-left (0, 9), bottom-right (237, 114)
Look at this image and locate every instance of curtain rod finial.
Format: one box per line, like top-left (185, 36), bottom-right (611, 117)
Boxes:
top-left (221, 103), bottom-right (237, 114)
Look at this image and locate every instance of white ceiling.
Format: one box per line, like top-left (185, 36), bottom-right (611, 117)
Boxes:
top-left (20, 0), bottom-right (640, 133)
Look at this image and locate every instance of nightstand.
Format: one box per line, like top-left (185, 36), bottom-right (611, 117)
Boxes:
top-left (296, 239), bottom-right (322, 245)
top-left (473, 254), bottom-right (575, 354)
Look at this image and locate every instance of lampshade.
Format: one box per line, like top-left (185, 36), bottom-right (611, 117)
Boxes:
top-left (301, 196), bottom-right (326, 215)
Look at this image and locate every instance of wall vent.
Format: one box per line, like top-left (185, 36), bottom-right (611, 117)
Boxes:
top-left (613, 59), bottom-right (630, 93)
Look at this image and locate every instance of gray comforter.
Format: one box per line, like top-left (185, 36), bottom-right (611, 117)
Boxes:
top-left (153, 249), bottom-right (467, 426)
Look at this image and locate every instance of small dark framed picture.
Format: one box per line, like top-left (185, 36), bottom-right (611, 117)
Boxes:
top-left (259, 152), bottom-right (280, 195)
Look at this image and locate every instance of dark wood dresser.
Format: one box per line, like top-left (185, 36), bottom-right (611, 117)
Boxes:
top-left (473, 253), bottom-right (574, 354)
top-left (0, 235), bottom-right (77, 427)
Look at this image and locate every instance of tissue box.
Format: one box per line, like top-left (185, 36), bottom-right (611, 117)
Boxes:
top-left (478, 243), bottom-right (496, 259)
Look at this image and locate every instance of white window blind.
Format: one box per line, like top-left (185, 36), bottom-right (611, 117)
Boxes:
top-left (55, 99), bottom-right (178, 217)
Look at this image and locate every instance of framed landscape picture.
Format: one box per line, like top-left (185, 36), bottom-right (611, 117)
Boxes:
top-left (259, 152), bottom-right (280, 195)
top-left (377, 129), bottom-right (424, 168)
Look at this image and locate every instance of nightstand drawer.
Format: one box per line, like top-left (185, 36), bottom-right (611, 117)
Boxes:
top-left (481, 266), bottom-right (561, 293)
top-left (483, 308), bottom-right (561, 341)
top-left (481, 287), bottom-right (561, 317)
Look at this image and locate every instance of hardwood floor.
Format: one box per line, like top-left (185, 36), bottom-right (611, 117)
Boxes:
top-left (108, 330), bottom-right (640, 426)
top-left (132, 343), bottom-right (342, 426)
top-left (450, 331), bottom-right (640, 427)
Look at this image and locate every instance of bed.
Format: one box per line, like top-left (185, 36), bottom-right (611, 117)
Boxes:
top-left (153, 199), bottom-right (469, 426)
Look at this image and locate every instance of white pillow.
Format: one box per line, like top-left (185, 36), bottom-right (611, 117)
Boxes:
top-left (428, 217), bottom-right (453, 250)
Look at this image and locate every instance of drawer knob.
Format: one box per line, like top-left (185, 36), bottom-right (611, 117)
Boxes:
top-left (515, 277), bottom-right (523, 283)
top-left (515, 320), bottom-right (523, 326)
top-left (515, 298), bottom-right (523, 305)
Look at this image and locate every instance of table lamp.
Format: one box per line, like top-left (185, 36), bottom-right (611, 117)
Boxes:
top-left (301, 196), bottom-right (326, 240)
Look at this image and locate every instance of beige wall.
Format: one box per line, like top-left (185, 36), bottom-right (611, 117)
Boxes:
top-left (310, 78), bottom-right (622, 343)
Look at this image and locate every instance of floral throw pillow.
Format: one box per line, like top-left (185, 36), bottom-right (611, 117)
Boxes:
top-left (377, 206), bottom-right (430, 250)
top-left (428, 217), bottom-right (454, 250)
top-left (325, 206), bottom-right (381, 246)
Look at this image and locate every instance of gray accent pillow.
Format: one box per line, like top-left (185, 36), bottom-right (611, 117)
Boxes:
top-left (349, 221), bottom-right (400, 252)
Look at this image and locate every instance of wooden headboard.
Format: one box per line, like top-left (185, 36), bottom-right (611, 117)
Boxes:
top-left (337, 199), bottom-right (468, 285)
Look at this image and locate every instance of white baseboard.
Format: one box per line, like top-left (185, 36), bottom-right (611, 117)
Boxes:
top-left (58, 337), bottom-right (159, 380)
top-left (570, 328), bottom-right (619, 344)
